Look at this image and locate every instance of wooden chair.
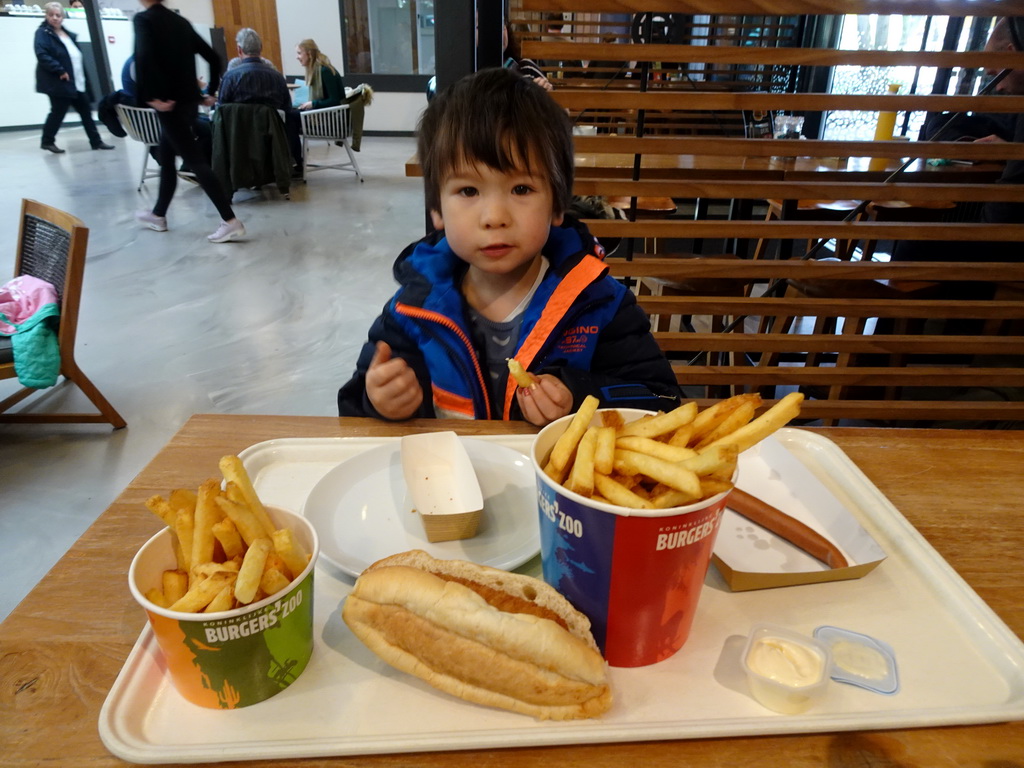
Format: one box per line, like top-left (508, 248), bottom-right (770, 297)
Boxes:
top-left (0, 200), bottom-right (126, 428)
top-left (115, 104), bottom-right (162, 192)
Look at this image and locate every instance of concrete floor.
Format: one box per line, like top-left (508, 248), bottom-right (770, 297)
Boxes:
top-left (0, 127), bottom-right (425, 621)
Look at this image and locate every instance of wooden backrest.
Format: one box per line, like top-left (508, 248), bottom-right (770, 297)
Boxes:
top-left (511, 0), bottom-right (1024, 425)
top-left (15, 198), bottom-right (89, 359)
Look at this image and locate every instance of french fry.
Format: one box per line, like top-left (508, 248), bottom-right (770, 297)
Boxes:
top-left (703, 392), bottom-right (804, 455)
top-left (271, 528), bottom-right (310, 581)
top-left (594, 473), bottom-right (655, 509)
top-left (260, 567), bottom-right (292, 597)
top-left (168, 488), bottom-right (198, 514)
top-left (667, 424), bottom-right (695, 448)
top-left (543, 458), bottom-right (568, 485)
top-left (191, 479), bottom-right (223, 569)
top-left (145, 587), bottom-right (169, 608)
top-left (174, 507), bottom-right (195, 575)
top-left (566, 427), bottom-right (598, 498)
top-left (191, 559), bottom-right (240, 581)
top-left (599, 410), bottom-right (625, 430)
top-left (650, 487), bottom-right (701, 509)
top-left (162, 569), bottom-right (189, 605)
top-left (619, 401), bottom-right (698, 439)
top-left (219, 455), bottom-right (276, 537)
top-left (689, 394), bottom-right (761, 444)
top-left (548, 395), bottom-right (600, 471)
top-left (144, 495), bottom-right (176, 527)
top-left (613, 450), bottom-right (701, 498)
top-left (506, 358), bottom-right (534, 388)
top-left (594, 425), bottom-right (617, 475)
top-left (680, 443), bottom-right (740, 477)
top-left (205, 583), bottom-right (236, 613)
top-left (693, 398), bottom-right (757, 450)
top-left (215, 495), bottom-right (267, 547)
top-left (235, 537), bottom-right (273, 605)
top-left (615, 435), bottom-right (697, 463)
top-left (170, 571), bottom-right (235, 613)
top-left (211, 516), bottom-right (246, 560)
top-left (699, 478), bottom-right (735, 498)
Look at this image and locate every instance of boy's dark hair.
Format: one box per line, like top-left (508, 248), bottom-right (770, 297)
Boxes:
top-left (417, 67), bottom-right (574, 217)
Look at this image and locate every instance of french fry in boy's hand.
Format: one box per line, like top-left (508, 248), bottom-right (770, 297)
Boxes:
top-left (506, 358), bottom-right (535, 388)
top-left (235, 537), bottom-right (273, 604)
top-left (170, 571), bottom-right (236, 613)
top-left (219, 455), bottom-right (276, 537)
top-left (619, 401), bottom-right (698, 439)
top-left (703, 392), bottom-right (804, 455)
top-left (549, 394), bottom-right (600, 471)
top-left (566, 427), bottom-right (598, 498)
top-left (271, 528), bottom-right (310, 580)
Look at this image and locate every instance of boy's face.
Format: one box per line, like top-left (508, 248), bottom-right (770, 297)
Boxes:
top-left (431, 160), bottom-right (563, 278)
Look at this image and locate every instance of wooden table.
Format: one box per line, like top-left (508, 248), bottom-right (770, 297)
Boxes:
top-left (3, 414), bottom-right (1024, 767)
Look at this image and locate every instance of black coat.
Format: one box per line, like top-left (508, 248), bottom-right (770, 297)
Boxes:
top-left (34, 21), bottom-right (83, 99)
top-left (133, 3), bottom-right (221, 107)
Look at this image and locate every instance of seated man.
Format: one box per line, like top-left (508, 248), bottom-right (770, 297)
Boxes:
top-left (217, 28), bottom-right (303, 175)
top-left (893, 17), bottom-right (1024, 263)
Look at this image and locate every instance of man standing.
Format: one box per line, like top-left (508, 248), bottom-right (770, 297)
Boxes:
top-left (217, 28), bottom-right (303, 176)
top-left (133, 0), bottom-right (244, 243)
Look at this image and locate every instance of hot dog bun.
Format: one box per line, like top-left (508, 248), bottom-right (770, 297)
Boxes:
top-left (342, 550), bottom-right (612, 720)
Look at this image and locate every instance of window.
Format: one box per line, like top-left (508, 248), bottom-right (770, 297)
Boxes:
top-left (343, 0), bottom-right (435, 75)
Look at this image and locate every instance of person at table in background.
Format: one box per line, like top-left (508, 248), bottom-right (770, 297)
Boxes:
top-left (503, 17), bottom-right (553, 91)
top-left (337, 68), bottom-right (681, 425)
top-left (892, 17), bottom-right (1024, 263)
top-left (295, 39), bottom-right (344, 111)
top-left (218, 27), bottom-right (303, 175)
top-left (34, 2), bottom-right (115, 154)
top-left (69, 0), bottom-right (83, 7)
top-left (132, 0), bottom-right (244, 243)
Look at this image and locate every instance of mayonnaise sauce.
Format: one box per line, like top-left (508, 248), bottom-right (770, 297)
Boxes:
top-left (831, 639), bottom-right (889, 680)
top-left (747, 636), bottom-right (825, 687)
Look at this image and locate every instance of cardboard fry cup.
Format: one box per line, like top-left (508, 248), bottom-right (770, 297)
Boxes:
top-left (533, 409), bottom-right (731, 668)
top-left (129, 506), bottom-right (318, 709)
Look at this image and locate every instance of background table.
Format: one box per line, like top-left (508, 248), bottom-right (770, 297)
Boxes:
top-left (2, 414), bottom-right (1023, 766)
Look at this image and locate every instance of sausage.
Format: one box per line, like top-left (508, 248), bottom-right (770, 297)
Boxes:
top-left (727, 488), bottom-right (849, 569)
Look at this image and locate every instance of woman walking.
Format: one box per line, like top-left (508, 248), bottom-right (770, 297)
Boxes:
top-left (133, 0), bottom-right (244, 243)
top-left (34, 2), bottom-right (114, 153)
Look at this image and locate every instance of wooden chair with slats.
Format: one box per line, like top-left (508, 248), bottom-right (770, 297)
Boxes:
top-left (0, 199), bottom-right (126, 428)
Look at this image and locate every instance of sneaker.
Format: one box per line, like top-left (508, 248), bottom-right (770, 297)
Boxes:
top-left (41, 143), bottom-right (65, 154)
top-left (208, 218), bottom-right (245, 243)
top-left (135, 210), bottom-right (168, 232)
top-left (91, 142), bottom-right (116, 150)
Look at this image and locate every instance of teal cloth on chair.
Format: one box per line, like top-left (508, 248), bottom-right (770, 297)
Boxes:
top-left (1, 304), bottom-right (61, 388)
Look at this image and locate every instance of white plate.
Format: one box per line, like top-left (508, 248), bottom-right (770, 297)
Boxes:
top-left (302, 438), bottom-right (538, 577)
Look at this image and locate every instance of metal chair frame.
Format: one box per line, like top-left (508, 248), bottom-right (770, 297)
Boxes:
top-left (300, 104), bottom-right (363, 182)
top-left (115, 104), bottom-right (162, 192)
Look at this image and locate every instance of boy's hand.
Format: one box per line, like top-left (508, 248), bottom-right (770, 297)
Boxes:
top-left (515, 374), bottom-right (573, 426)
top-left (366, 341), bottom-right (423, 420)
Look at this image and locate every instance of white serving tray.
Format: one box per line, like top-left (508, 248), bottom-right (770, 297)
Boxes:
top-left (99, 430), bottom-right (1024, 764)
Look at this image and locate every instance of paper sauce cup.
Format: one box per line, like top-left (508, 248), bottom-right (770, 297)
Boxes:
top-left (129, 507), bottom-right (318, 708)
top-left (533, 409), bottom-right (731, 668)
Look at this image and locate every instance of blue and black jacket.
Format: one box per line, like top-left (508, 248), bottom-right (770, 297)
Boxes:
top-left (338, 216), bottom-right (681, 420)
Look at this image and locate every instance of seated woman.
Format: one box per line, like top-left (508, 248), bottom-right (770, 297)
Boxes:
top-left (295, 39), bottom-right (345, 110)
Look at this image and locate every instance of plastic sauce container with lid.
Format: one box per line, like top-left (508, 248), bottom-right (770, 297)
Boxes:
top-left (741, 623), bottom-right (831, 714)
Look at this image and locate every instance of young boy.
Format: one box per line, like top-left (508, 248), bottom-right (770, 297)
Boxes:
top-left (337, 67), bottom-right (680, 425)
